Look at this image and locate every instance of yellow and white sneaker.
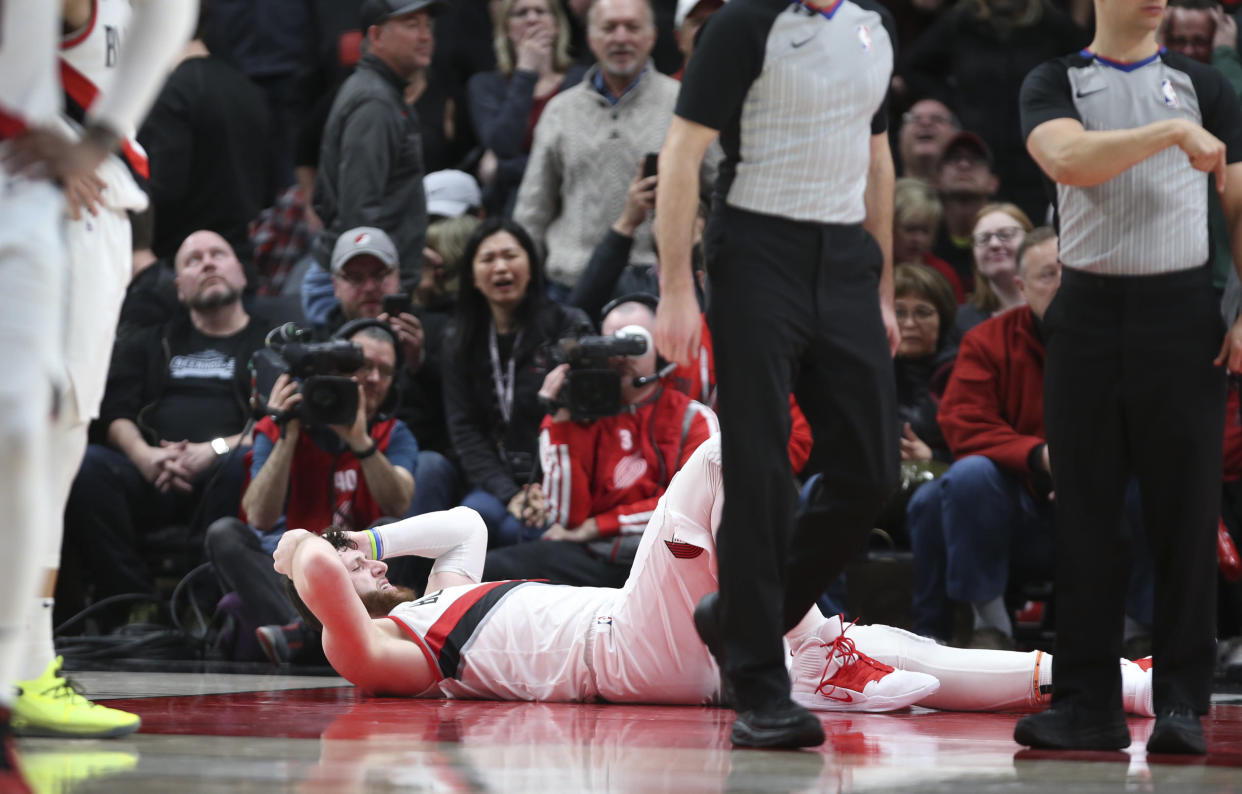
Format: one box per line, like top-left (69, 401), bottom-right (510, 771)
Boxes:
top-left (12, 657), bottom-right (140, 739)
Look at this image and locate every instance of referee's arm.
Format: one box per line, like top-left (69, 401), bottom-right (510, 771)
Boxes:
top-left (654, 116), bottom-right (718, 366)
top-left (863, 132), bottom-right (898, 356)
top-left (1026, 116), bottom-right (1226, 188)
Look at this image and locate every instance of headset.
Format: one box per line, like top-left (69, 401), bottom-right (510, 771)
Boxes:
top-left (334, 317), bottom-right (404, 420)
top-left (599, 292), bottom-right (676, 387)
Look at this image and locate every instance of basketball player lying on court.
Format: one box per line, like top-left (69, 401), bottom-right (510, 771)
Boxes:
top-left (273, 436), bottom-right (1154, 716)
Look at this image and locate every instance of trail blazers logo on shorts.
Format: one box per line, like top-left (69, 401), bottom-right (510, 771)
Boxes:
top-left (665, 539), bottom-right (704, 559)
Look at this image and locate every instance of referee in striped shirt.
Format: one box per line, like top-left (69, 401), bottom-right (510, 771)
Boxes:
top-left (1014, 0), bottom-right (1242, 755)
top-left (653, 0), bottom-right (900, 748)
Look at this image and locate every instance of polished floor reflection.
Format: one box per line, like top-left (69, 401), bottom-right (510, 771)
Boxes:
top-left (14, 671), bottom-right (1242, 793)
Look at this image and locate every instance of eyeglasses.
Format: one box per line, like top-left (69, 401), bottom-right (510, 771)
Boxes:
top-left (336, 269), bottom-right (395, 287)
top-left (356, 361), bottom-right (395, 380)
top-left (902, 111), bottom-right (954, 127)
top-left (895, 305), bottom-right (938, 322)
top-left (973, 226), bottom-right (1023, 247)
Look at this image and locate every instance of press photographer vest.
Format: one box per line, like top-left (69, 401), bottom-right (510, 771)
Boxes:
top-left (252, 416), bottom-right (399, 534)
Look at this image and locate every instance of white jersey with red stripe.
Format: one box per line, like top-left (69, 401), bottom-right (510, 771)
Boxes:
top-left (387, 580), bottom-right (614, 702)
top-left (386, 436), bottom-right (727, 706)
top-left (51, 0), bottom-right (146, 433)
top-left (0, 0), bottom-right (61, 138)
top-left (59, 0), bottom-right (149, 205)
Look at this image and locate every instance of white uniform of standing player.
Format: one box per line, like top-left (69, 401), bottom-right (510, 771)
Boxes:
top-left (0, 0), bottom-right (71, 711)
top-left (6, 0), bottom-right (197, 739)
top-left (24, 2), bottom-right (150, 660)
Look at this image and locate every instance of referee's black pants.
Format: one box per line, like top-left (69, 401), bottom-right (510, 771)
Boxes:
top-left (705, 206), bottom-right (898, 709)
top-left (1045, 265), bottom-right (1224, 717)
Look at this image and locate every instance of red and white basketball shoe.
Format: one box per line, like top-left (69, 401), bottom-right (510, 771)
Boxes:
top-left (1121, 656), bottom-right (1154, 717)
top-left (790, 621), bottom-right (940, 712)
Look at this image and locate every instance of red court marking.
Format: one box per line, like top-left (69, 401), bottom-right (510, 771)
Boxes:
top-left (101, 688), bottom-right (1242, 768)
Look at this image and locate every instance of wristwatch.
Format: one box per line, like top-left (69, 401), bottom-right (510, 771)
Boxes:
top-left (211, 437), bottom-right (231, 456)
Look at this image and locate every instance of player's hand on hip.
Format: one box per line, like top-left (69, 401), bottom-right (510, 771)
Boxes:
top-left (273, 528), bottom-right (315, 576)
top-left (655, 290), bottom-right (701, 366)
top-left (63, 172), bottom-right (106, 221)
top-left (1215, 315), bottom-right (1242, 373)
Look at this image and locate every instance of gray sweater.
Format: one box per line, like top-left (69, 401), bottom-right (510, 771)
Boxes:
top-left (513, 63), bottom-right (714, 289)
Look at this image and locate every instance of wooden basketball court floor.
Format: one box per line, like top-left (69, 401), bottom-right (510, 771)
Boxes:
top-left (14, 668), bottom-right (1242, 793)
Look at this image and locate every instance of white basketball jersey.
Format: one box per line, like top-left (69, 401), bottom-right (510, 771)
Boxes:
top-left (61, 0), bottom-right (131, 97)
top-left (0, 0), bottom-right (61, 136)
top-left (60, 0), bottom-right (149, 180)
top-left (387, 580), bottom-right (616, 702)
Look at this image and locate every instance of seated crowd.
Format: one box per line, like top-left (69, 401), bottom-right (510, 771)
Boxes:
top-left (56, 0), bottom-right (1242, 674)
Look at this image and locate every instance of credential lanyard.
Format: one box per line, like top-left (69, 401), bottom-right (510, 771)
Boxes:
top-left (488, 322), bottom-right (522, 425)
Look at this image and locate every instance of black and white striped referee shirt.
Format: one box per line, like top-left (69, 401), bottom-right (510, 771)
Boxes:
top-left (675, 0), bottom-right (896, 225)
top-left (1020, 48), bottom-right (1242, 276)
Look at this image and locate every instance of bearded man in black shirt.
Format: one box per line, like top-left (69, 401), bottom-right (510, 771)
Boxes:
top-left (60, 230), bottom-right (272, 630)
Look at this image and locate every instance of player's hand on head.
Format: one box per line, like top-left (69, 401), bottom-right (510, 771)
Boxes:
top-left (273, 528), bottom-right (315, 575)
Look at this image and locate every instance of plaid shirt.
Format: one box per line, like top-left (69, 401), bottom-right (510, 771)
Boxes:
top-left (249, 185), bottom-right (312, 296)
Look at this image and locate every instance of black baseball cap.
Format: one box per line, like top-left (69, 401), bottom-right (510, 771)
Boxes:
top-left (938, 131), bottom-right (994, 169)
top-left (361, 0), bottom-right (447, 27)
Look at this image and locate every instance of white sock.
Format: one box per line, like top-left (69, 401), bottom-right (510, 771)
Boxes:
top-left (784, 605), bottom-right (830, 648)
top-left (17, 597), bottom-right (55, 682)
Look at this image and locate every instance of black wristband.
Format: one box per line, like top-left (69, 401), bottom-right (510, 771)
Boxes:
top-left (354, 441), bottom-right (379, 460)
top-left (539, 395), bottom-right (563, 415)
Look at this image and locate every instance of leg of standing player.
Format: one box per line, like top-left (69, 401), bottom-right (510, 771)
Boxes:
top-left (11, 191), bottom-right (141, 738)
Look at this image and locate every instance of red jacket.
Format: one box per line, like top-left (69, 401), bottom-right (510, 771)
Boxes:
top-left (246, 416), bottom-right (399, 534)
top-left (669, 316), bottom-right (813, 474)
top-left (539, 386), bottom-right (718, 537)
top-left (939, 306), bottom-right (1045, 484)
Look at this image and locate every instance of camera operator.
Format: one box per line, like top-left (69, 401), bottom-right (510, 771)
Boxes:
top-left (482, 295), bottom-right (719, 587)
top-left (60, 231), bottom-right (268, 631)
top-left (320, 226), bottom-right (459, 518)
top-left (204, 320), bottom-right (418, 662)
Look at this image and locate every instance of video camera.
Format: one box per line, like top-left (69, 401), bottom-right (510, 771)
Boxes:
top-left (250, 323), bottom-right (366, 426)
top-left (551, 327), bottom-right (651, 421)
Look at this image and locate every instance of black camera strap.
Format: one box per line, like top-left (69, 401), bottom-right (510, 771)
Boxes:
top-left (488, 321), bottom-right (523, 426)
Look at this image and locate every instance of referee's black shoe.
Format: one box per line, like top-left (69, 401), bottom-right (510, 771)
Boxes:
top-left (1014, 705), bottom-right (1130, 751)
top-left (731, 701), bottom-right (825, 749)
top-left (1147, 706), bottom-right (1206, 755)
top-left (694, 593), bottom-right (825, 749)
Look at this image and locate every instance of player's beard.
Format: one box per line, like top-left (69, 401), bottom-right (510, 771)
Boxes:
top-left (360, 585), bottom-right (420, 617)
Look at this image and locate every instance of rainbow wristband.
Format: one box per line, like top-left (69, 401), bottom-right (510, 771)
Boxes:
top-left (364, 528), bottom-right (384, 560)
